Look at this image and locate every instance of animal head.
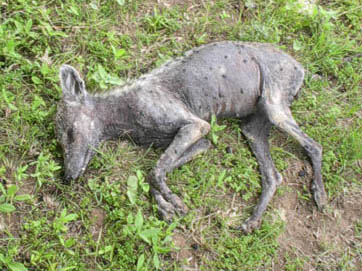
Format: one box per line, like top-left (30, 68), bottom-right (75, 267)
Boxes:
top-left (56, 65), bottom-right (102, 181)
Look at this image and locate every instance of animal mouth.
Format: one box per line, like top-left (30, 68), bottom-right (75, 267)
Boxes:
top-left (64, 148), bottom-right (94, 182)
top-left (79, 149), bottom-right (93, 176)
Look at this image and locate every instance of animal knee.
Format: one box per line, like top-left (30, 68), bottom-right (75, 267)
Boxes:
top-left (262, 170), bottom-right (277, 194)
top-left (198, 120), bottom-right (210, 136)
top-left (264, 181), bottom-right (277, 196)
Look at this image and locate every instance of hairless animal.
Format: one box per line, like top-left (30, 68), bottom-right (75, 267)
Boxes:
top-left (56, 41), bottom-right (327, 233)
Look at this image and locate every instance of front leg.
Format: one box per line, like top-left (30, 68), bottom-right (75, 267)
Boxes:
top-left (148, 119), bottom-right (210, 221)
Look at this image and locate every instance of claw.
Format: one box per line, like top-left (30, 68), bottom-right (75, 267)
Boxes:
top-left (158, 199), bottom-right (187, 222)
top-left (158, 205), bottom-right (175, 223)
top-left (151, 187), bottom-right (188, 222)
top-left (170, 194), bottom-right (188, 216)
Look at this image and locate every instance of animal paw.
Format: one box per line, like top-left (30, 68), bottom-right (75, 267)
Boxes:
top-left (240, 217), bottom-right (261, 234)
top-left (169, 194), bottom-right (189, 216)
top-left (152, 189), bottom-right (188, 222)
top-left (158, 202), bottom-right (177, 223)
top-left (312, 186), bottom-right (327, 212)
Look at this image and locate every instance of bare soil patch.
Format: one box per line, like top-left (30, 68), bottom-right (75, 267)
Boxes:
top-left (274, 160), bottom-right (361, 270)
top-left (171, 231), bottom-right (200, 270)
top-left (90, 207), bottom-right (106, 241)
top-left (170, 158), bottom-right (361, 270)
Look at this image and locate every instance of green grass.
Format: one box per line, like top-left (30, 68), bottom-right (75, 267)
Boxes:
top-left (1, 0), bottom-right (361, 270)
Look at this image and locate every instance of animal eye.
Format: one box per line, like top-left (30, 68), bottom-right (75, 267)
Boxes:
top-left (67, 128), bottom-right (74, 144)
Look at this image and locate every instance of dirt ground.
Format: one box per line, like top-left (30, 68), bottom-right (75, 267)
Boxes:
top-left (169, 159), bottom-right (361, 270)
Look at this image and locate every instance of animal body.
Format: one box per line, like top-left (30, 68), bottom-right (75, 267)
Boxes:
top-left (56, 41), bottom-right (326, 233)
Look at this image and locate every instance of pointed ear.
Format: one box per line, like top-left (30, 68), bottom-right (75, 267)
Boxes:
top-left (59, 65), bottom-right (87, 102)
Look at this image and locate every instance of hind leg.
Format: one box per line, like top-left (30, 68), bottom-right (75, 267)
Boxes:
top-left (264, 102), bottom-right (326, 211)
top-left (240, 112), bottom-right (283, 233)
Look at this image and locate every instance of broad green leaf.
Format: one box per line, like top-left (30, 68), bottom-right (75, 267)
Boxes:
top-left (40, 63), bottom-right (50, 76)
top-left (136, 254), bottom-right (145, 271)
top-left (136, 170), bottom-right (143, 181)
top-left (8, 261), bottom-right (28, 271)
top-left (0, 203), bottom-right (16, 213)
top-left (66, 249), bottom-right (75, 256)
top-left (64, 213), bottom-right (78, 222)
top-left (97, 64), bottom-right (108, 79)
top-left (139, 228), bottom-right (160, 245)
top-left (31, 76), bottom-right (42, 85)
top-left (0, 253), bottom-right (7, 264)
top-left (153, 253), bottom-right (160, 269)
top-left (127, 175), bottom-right (138, 204)
top-left (99, 245), bottom-right (113, 255)
top-left (7, 185), bottom-right (18, 198)
top-left (113, 47), bottom-right (126, 58)
top-left (126, 190), bottom-right (136, 205)
top-left (14, 20), bottom-right (23, 32)
top-left (14, 194), bottom-right (32, 201)
top-left (65, 238), bottom-right (76, 248)
top-left (135, 209), bottom-right (144, 231)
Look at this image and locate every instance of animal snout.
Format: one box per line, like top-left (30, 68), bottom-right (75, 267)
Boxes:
top-left (63, 172), bottom-right (73, 185)
top-left (63, 168), bottom-right (82, 184)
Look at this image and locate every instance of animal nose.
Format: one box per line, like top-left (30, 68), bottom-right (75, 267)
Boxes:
top-left (63, 172), bottom-right (73, 185)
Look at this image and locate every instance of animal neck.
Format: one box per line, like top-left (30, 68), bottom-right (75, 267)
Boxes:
top-left (92, 92), bottom-right (136, 141)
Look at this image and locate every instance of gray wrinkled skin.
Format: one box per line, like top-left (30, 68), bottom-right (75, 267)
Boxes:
top-left (56, 41), bottom-right (327, 233)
